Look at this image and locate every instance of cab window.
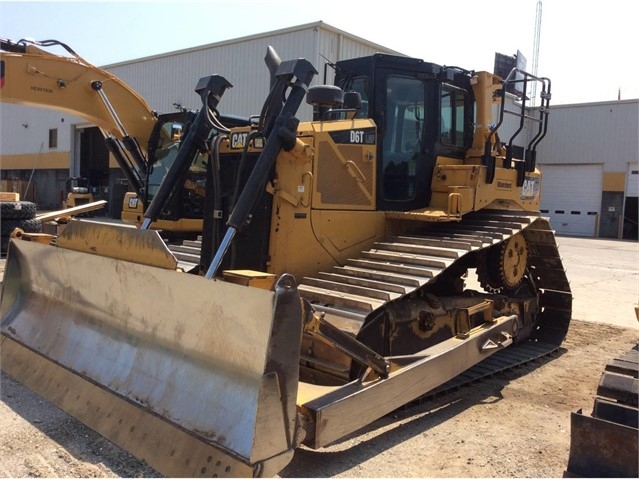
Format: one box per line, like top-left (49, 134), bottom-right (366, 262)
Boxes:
top-left (348, 76), bottom-right (370, 118)
top-left (148, 122), bottom-right (183, 197)
top-left (382, 76), bottom-right (425, 201)
top-left (440, 85), bottom-right (470, 148)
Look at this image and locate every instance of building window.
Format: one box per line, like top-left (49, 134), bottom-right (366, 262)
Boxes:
top-left (48, 128), bottom-right (58, 148)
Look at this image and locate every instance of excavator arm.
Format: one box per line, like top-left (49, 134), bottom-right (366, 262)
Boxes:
top-left (1, 37), bottom-right (156, 193)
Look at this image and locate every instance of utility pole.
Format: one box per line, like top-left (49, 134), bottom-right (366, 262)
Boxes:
top-left (532, 0), bottom-right (542, 105)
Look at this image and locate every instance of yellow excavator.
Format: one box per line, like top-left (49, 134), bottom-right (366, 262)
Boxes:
top-left (0, 37), bottom-right (572, 477)
top-left (0, 37), bottom-right (248, 238)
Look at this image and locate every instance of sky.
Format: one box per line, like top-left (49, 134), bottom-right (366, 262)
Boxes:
top-left (1, 0), bottom-right (638, 106)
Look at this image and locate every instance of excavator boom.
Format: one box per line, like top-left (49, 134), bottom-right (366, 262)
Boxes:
top-left (0, 38), bottom-right (155, 151)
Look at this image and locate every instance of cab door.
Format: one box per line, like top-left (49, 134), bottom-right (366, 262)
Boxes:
top-left (372, 71), bottom-right (436, 212)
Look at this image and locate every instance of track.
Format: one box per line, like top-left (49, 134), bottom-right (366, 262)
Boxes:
top-left (169, 209), bottom-right (573, 390)
top-left (297, 210), bottom-right (570, 330)
top-left (294, 208), bottom-right (572, 389)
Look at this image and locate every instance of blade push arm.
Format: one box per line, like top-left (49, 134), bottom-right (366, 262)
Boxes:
top-left (205, 57), bottom-right (317, 279)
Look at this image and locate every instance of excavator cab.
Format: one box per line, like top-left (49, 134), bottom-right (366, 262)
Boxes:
top-left (120, 110), bottom-right (252, 239)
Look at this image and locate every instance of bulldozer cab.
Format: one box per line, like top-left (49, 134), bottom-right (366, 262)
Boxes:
top-left (332, 54), bottom-right (550, 217)
top-left (334, 54), bottom-right (475, 212)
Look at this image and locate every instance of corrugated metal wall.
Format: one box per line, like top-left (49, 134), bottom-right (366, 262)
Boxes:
top-left (536, 99), bottom-right (639, 171)
top-left (313, 26), bottom-right (396, 86)
top-left (0, 104), bottom-right (77, 155)
top-left (106, 28), bottom-right (316, 120)
top-left (105, 22), bottom-right (398, 122)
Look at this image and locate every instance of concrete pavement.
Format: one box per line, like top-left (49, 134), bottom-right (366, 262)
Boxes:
top-left (553, 235), bottom-right (638, 330)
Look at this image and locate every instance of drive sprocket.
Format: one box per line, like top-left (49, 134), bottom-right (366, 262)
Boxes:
top-left (477, 232), bottom-right (528, 293)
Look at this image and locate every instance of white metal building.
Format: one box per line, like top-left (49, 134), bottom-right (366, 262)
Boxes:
top-left (536, 99), bottom-right (639, 238)
top-left (103, 21), bottom-right (401, 123)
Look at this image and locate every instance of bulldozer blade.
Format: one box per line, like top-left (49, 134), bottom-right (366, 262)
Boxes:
top-left (1, 234), bottom-right (304, 477)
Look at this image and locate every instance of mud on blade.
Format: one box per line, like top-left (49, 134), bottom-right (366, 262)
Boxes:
top-left (0, 224), bottom-right (304, 477)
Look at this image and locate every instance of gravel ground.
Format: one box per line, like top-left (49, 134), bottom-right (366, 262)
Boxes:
top-left (1, 319), bottom-right (637, 478)
top-left (0, 234), bottom-right (637, 477)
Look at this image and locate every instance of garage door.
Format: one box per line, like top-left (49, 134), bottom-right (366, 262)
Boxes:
top-left (539, 164), bottom-right (603, 237)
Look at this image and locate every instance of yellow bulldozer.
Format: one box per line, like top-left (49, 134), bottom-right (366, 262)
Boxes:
top-left (0, 37), bottom-right (572, 477)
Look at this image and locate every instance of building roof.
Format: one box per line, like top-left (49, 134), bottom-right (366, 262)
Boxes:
top-left (101, 21), bottom-right (405, 68)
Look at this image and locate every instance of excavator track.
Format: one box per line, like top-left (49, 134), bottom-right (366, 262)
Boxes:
top-left (297, 209), bottom-right (572, 385)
